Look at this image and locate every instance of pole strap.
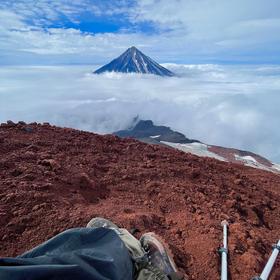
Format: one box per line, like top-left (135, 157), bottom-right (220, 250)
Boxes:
top-left (272, 244), bottom-right (280, 250)
top-left (219, 247), bottom-right (228, 254)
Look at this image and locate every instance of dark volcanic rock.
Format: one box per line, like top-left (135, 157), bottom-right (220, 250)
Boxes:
top-left (114, 119), bottom-right (199, 144)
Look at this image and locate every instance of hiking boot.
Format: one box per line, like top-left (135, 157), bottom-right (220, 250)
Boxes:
top-left (140, 232), bottom-right (180, 276)
top-left (86, 217), bottom-right (119, 230)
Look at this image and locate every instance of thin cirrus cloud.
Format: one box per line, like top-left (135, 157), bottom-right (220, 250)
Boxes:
top-left (0, 65), bottom-right (280, 163)
top-left (0, 0), bottom-right (280, 64)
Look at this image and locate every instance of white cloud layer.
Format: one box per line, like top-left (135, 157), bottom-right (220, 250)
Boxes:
top-left (0, 65), bottom-right (280, 163)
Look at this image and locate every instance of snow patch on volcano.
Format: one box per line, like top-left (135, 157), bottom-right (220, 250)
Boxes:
top-left (234, 154), bottom-right (280, 173)
top-left (161, 141), bottom-right (227, 161)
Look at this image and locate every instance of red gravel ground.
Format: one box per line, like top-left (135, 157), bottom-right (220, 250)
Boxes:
top-left (0, 122), bottom-right (279, 280)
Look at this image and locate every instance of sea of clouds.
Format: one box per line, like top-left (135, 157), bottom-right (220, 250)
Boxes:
top-left (0, 64), bottom-right (280, 163)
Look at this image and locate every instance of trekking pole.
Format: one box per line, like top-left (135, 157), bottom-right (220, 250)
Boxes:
top-left (252, 240), bottom-right (280, 280)
top-left (219, 220), bottom-right (229, 280)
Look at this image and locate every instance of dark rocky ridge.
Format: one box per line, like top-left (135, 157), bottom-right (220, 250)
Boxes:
top-left (114, 120), bottom-right (199, 144)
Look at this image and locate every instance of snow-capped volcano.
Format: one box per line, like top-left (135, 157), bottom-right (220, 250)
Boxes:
top-left (94, 46), bottom-right (175, 77)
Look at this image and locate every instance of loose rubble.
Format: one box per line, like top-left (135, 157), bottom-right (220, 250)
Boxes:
top-left (0, 122), bottom-right (279, 279)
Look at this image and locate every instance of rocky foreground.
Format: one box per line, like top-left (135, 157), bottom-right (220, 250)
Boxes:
top-left (0, 122), bottom-right (279, 280)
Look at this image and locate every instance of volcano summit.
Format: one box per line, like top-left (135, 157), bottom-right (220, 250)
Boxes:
top-left (94, 46), bottom-right (175, 77)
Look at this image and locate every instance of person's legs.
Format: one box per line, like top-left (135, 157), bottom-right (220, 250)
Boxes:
top-left (0, 227), bottom-right (134, 280)
top-left (86, 217), bottom-right (119, 229)
top-left (87, 217), bottom-right (184, 280)
top-left (87, 217), bottom-right (148, 271)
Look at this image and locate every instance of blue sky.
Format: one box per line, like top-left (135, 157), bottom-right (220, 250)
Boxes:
top-left (1, 0), bottom-right (280, 65)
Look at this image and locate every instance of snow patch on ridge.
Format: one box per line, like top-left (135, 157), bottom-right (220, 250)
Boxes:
top-left (161, 141), bottom-right (227, 161)
top-left (272, 164), bottom-right (280, 172)
top-left (234, 154), bottom-right (257, 164)
top-left (234, 154), bottom-right (280, 173)
top-left (133, 51), bottom-right (141, 72)
top-left (161, 141), bottom-right (280, 174)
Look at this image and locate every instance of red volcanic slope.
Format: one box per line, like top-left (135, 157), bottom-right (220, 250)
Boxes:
top-left (0, 122), bottom-right (280, 280)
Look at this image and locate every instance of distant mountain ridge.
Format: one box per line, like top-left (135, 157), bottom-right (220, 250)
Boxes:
top-left (115, 120), bottom-right (199, 144)
top-left (114, 119), bottom-right (280, 173)
top-left (94, 46), bottom-right (175, 77)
